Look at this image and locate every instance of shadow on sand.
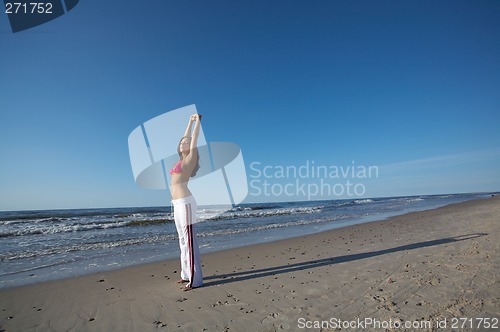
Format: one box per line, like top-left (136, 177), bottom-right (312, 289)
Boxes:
top-left (202, 233), bottom-right (486, 287)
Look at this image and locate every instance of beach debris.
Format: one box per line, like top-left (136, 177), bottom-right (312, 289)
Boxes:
top-left (387, 277), bottom-right (395, 284)
top-left (212, 300), bottom-right (229, 307)
top-left (154, 320), bottom-right (167, 328)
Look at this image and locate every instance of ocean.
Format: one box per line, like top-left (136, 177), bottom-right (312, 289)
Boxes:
top-left (0, 193), bottom-right (493, 288)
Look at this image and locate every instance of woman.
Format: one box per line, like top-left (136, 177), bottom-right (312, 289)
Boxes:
top-left (170, 113), bottom-right (203, 291)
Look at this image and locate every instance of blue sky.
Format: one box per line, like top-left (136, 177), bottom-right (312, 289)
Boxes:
top-left (1, 1), bottom-right (499, 210)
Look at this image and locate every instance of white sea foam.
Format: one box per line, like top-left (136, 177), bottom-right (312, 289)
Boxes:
top-left (353, 199), bottom-right (374, 204)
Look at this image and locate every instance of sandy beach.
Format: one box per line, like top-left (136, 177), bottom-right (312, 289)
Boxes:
top-left (0, 197), bottom-right (498, 331)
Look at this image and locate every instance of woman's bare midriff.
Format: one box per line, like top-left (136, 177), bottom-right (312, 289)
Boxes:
top-left (170, 174), bottom-right (192, 200)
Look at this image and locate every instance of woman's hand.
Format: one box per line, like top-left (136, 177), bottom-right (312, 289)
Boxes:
top-left (190, 114), bottom-right (202, 121)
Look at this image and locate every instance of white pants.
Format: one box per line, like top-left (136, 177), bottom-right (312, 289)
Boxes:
top-left (172, 196), bottom-right (203, 288)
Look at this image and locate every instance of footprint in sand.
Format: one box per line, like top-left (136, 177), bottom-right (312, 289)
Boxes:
top-left (261, 308), bottom-right (302, 330)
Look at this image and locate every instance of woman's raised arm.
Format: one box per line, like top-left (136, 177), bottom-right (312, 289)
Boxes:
top-left (183, 116), bottom-right (195, 138)
top-left (189, 114), bottom-right (201, 152)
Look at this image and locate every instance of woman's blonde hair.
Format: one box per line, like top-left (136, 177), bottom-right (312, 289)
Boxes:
top-left (177, 136), bottom-right (200, 177)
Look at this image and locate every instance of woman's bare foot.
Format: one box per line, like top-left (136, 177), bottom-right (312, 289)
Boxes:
top-left (182, 286), bottom-right (193, 291)
top-left (176, 279), bottom-right (189, 284)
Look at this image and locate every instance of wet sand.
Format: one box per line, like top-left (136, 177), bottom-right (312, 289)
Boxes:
top-left (1, 197), bottom-right (498, 331)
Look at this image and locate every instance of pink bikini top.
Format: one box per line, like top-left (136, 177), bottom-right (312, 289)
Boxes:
top-left (170, 160), bottom-right (183, 175)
